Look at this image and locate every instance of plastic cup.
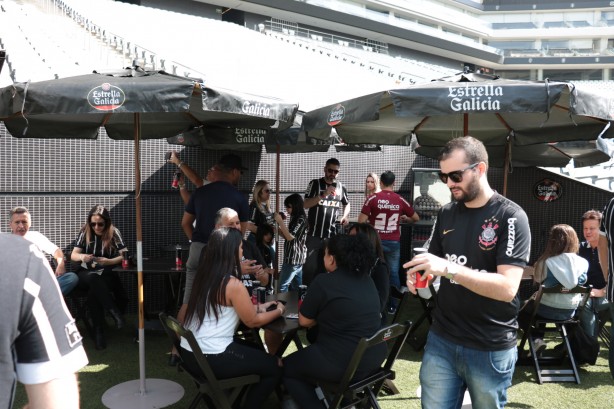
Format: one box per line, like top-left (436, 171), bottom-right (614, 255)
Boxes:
top-left (415, 272), bottom-right (429, 288)
top-left (412, 247), bottom-right (429, 288)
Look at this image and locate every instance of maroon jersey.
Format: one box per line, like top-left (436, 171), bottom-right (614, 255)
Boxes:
top-left (361, 190), bottom-right (415, 241)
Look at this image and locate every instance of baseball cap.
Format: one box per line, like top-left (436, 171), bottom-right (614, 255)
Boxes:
top-left (219, 154), bottom-right (248, 171)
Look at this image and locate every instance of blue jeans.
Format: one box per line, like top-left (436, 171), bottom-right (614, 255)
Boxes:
top-left (381, 240), bottom-right (400, 289)
top-left (579, 296), bottom-right (608, 337)
top-left (279, 263), bottom-right (303, 293)
top-left (420, 331), bottom-right (517, 409)
top-left (57, 272), bottom-right (78, 295)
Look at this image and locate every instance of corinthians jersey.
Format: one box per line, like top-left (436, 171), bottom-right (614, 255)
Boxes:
top-left (429, 193), bottom-right (531, 350)
top-left (305, 177), bottom-right (349, 239)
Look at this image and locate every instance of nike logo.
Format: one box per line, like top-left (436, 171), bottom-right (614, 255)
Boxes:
top-left (443, 229), bottom-right (455, 235)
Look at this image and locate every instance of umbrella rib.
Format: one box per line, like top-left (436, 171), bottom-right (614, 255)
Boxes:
top-left (414, 116), bottom-right (430, 133)
top-left (495, 113), bottom-right (512, 132)
top-left (101, 113), bottom-right (112, 126)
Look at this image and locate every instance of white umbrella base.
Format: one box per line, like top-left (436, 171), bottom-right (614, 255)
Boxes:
top-left (102, 379), bottom-right (184, 409)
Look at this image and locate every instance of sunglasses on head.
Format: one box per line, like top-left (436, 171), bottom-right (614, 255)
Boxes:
top-left (326, 168), bottom-right (339, 174)
top-left (90, 222), bottom-right (106, 228)
top-left (438, 163), bottom-right (479, 184)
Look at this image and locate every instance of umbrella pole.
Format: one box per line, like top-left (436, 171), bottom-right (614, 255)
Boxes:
top-left (503, 136), bottom-right (510, 197)
top-left (134, 113), bottom-right (146, 394)
top-left (101, 114), bottom-right (184, 408)
top-left (274, 143), bottom-right (281, 292)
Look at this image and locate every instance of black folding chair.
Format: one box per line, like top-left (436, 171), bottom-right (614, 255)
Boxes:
top-left (316, 320), bottom-right (413, 409)
top-left (517, 284), bottom-right (591, 384)
top-left (159, 313), bottom-right (260, 409)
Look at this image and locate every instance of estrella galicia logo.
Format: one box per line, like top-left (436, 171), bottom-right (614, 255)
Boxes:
top-left (87, 83), bottom-right (125, 111)
top-left (327, 104), bottom-right (345, 126)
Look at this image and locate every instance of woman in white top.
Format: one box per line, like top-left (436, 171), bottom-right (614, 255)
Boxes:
top-left (180, 228), bottom-right (285, 408)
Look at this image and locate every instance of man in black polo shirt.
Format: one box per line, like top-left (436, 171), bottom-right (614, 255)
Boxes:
top-left (302, 158), bottom-right (350, 285)
top-left (179, 154), bottom-right (250, 320)
top-left (404, 136), bottom-right (531, 408)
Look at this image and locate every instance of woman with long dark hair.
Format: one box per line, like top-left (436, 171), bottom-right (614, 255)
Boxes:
top-left (283, 234), bottom-right (386, 406)
top-left (274, 193), bottom-right (308, 293)
top-left (181, 228), bottom-right (283, 408)
top-left (348, 222), bottom-right (390, 321)
top-left (70, 205), bottom-right (128, 350)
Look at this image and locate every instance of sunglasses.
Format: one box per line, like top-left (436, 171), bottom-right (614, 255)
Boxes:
top-left (326, 168), bottom-right (340, 174)
top-left (90, 222), bottom-right (106, 228)
top-left (438, 163), bottom-right (479, 184)
top-left (263, 189), bottom-right (271, 193)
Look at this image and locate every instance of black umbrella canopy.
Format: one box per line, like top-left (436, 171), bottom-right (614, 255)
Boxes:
top-left (302, 72), bottom-right (614, 150)
top-left (167, 110), bottom-right (331, 153)
top-left (0, 67), bottom-right (298, 140)
top-left (414, 139), bottom-right (611, 168)
top-left (0, 66), bottom-right (299, 400)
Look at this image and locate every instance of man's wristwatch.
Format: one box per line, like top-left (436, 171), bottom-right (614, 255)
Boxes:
top-left (444, 262), bottom-right (458, 280)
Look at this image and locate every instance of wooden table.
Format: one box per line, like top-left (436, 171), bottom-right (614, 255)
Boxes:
top-left (264, 291), bottom-right (304, 357)
top-left (114, 258), bottom-right (185, 318)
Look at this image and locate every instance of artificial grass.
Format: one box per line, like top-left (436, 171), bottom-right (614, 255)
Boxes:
top-left (12, 296), bottom-right (613, 408)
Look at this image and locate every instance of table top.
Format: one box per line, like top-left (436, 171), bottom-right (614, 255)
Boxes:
top-left (113, 258), bottom-right (186, 274)
top-left (264, 291), bottom-right (301, 335)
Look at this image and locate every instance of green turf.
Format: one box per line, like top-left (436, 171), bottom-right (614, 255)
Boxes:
top-left (12, 297), bottom-right (613, 408)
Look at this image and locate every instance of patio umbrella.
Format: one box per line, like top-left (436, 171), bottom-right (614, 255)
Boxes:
top-left (302, 72), bottom-right (614, 195)
top-left (0, 66), bottom-right (298, 408)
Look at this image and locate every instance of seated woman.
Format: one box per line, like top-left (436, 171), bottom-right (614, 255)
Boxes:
top-left (283, 234), bottom-right (386, 407)
top-left (70, 205), bottom-right (129, 350)
top-left (180, 228), bottom-right (284, 409)
top-left (526, 224), bottom-right (588, 355)
top-left (348, 223), bottom-right (389, 324)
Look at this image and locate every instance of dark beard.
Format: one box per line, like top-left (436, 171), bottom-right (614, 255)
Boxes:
top-left (456, 172), bottom-right (480, 203)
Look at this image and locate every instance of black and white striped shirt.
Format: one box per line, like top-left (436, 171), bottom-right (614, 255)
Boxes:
top-left (284, 214), bottom-right (308, 265)
top-left (305, 178), bottom-right (349, 239)
top-left (74, 227), bottom-right (126, 270)
top-left (0, 235), bottom-right (88, 407)
top-left (601, 197), bottom-right (614, 302)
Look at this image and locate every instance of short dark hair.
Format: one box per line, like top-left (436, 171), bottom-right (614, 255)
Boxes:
top-left (438, 136), bottom-right (488, 166)
top-left (348, 222), bottom-right (385, 261)
top-left (324, 234), bottom-right (375, 277)
top-left (9, 206), bottom-right (29, 218)
top-left (380, 171), bottom-right (395, 187)
top-left (325, 158), bottom-right (340, 167)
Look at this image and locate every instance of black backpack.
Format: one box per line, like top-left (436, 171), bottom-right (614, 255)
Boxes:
top-left (568, 325), bottom-right (600, 365)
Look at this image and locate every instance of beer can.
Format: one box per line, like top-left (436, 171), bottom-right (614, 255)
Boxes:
top-left (250, 281), bottom-right (261, 305)
top-left (298, 285), bottom-right (308, 308)
top-left (122, 251), bottom-right (129, 269)
top-left (171, 171), bottom-right (181, 189)
top-left (175, 246), bottom-right (183, 269)
top-left (257, 287), bottom-right (267, 304)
